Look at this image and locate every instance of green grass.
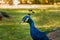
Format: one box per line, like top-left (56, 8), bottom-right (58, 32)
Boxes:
top-left (0, 9), bottom-right (60, 40)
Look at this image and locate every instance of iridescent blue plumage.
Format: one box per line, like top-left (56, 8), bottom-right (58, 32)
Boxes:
top-left (22, 15), bottom-right (49, 40)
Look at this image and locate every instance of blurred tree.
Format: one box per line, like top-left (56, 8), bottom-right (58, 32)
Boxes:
top-left (5, 0), bottom-right (60, 5)
top-left (34, 0), bottom-right (41, 4)
top-left (55, 0), bottom-right (60, 2)
top-left (3, 0), bottom-right (8, 4)
top-left (18, 0), bottom-right (22, 4)
top-left (39, 0), bottom-right (49, 4)
top-left (45, 0), bottom-right (48, 3)
top-left (8, 0), bottom-right (13, 5)
top-left (48, 0), bottom-right (54, 4)
top-left (39, 0), bottom-right (44, 4)
top-left (30, 0), bottom-right (35, 4)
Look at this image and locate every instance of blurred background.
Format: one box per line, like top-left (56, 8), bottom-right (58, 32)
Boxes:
top-left (0, 0), bottom-right (60, 40)
top-left (0, 0), bottom-right (60, 5)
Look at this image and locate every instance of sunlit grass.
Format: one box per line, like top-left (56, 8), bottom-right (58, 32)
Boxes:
top-left (0, 9), bottom-right (60, 40)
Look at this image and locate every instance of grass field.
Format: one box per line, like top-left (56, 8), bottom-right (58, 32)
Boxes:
top-left (0, 9), bottom-right (60, 40)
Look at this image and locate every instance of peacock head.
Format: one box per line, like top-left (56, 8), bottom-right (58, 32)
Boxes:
top-left (22, 14), bottom-right (31, 23)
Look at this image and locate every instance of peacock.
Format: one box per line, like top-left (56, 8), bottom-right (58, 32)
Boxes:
top-left (21, 14), bottom-right (49, 40)
top-left (0, 11), bottom-right (11, 21)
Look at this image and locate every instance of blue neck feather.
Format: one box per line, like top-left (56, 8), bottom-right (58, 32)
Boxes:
top-left (28, 18), bottom-right (35, 28)
top-left (29, 22), bottom-right (35, 28)
top-left (25, 16), bottom-right (49, 40)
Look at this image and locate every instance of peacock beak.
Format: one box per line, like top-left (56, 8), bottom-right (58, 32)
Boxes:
top-left (19, 21), bottom-right (24, 24)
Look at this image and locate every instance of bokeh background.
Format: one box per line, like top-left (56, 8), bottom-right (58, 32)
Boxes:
top-left (0, 0), bottom-right (60, 40)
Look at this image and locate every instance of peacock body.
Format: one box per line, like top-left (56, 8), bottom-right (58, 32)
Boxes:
top-left (22, 15), bottom-right (49, 40)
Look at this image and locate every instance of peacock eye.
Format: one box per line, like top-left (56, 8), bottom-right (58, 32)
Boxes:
top-left (22, 17), bottom-right (26, 22)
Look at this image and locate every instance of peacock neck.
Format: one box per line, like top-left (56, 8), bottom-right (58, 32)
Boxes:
top-left (29, 20), bottom-right (35, 28)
